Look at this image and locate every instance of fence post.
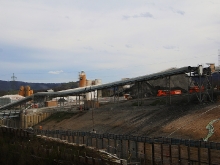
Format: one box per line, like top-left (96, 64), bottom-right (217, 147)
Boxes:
top-left (142, 141), bottom-right (146, 165)
top-left (161, 143), bottom-right (163, 164)
top-left (128, 139), bottom-right (131, 163)
top-left (136, 140), bottom-right (138, 162)
top-left (114, 139), bottom-right (117, 154)
top-left (77, 132), bottom-right (79, 144)
top-left (198, 141), bottom-right (201, 165)
top-left (120, 139), bottom-right (123, 159)
top-left (102, 138), bottom-right (104, 149)
top-left (178, 144), bottom-right (181, 165)
top-left (86, 135), bottom-right (89, 146)
top-left (92, 158), bottom-right (95, 165)
top-left (152, 142), bottom-right (155, 165)
top-left (107, 136), bottom-right (110, 152)
top-left (90, 136), bottom-right (93, 147)
top-left (208, 142), bottom-right (211, 165)
top-left (82, 135), bottom-right (85, 144)
top-left (72, 134), bottom-right (75, 143)
top-left (68, 133), bottom-right (70, 143)
top-left (187, 140), bottom-right (190, 165)
top-left (169, 138), bottom-right (172, 164)
top-left (96, 137), bottom-right (98, 149)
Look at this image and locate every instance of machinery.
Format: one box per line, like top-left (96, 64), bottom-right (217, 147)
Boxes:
top-left (157, 90), bottom-right (182, 96)
top-left (189, 86), bottom-right (205, 93)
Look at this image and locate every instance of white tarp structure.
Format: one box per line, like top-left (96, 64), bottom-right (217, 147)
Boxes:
top-left (0, 95), bottom-right (24, 107)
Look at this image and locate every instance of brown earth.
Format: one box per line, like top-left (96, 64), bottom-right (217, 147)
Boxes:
top-left (36, 97), bottom-right (220, 142)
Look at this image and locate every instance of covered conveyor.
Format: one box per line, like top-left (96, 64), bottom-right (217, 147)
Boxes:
top-left (0, 66), bottom-right (197, 111)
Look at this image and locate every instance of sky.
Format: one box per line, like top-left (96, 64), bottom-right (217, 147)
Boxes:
top-left (0, 0), bottom-right (220, 84)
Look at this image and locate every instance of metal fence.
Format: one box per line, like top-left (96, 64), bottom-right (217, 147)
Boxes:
top-left (35, 129), bottom-right (220, 165)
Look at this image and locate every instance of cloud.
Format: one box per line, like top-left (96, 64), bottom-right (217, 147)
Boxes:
top-left (123, 12), bottom-right (153, 19)
top-left (170, 7), bottom-right (185, 15)
top-left (176, 10), bottom-right (185, 15)
top-left (83, 47), bottom-right (93, 51)
top-left (0, 1), bottom-right (219, 84)
top-left (140, 12), bottom-right (153, 18)
top-left (123, 15), bottom-right (130, 19)
top-left (163, 46), bottom-right (178, 50)
top-left (125, 44), bottom-right (132, 48)
top-left (48, 70), bottom-right (63, 74)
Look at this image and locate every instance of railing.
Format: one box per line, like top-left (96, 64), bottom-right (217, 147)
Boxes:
top-left (0, 127), bottom-right (127, 165)
top-left (34, 129), bottom-right (220, 164)
top-left (1, 127), bottom-right (220, 164)
top-left (35, 129), bottom-right (220, 150)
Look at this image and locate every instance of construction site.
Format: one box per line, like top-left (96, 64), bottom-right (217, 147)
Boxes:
top-left (1, 64), bottom-right (220, 164)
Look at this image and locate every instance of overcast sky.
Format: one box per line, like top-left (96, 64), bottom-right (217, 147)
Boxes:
top-left (0, 0), bottom-right (220, 84)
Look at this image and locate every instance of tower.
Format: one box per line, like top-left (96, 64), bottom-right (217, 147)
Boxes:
top-left (10, 73), bottom-right (17, 91)
top-left (218, 49), bottom-right (220, 69)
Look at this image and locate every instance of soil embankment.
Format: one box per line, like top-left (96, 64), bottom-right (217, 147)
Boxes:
top-left (36, 96), bottom-right (220, 142)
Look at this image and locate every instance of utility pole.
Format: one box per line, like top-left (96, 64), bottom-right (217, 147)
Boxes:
top-left (11, 73), bottom-right (17, 92)
top-left (11, 73), bottom-right (17, 81)
top-left (218, 50), bottom-right (220, 90)
top-left (218, 49), bottom-right (220, 68)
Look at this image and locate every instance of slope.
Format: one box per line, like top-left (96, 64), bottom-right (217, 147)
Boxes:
top-left (35, 97), bottom-right (220, 143)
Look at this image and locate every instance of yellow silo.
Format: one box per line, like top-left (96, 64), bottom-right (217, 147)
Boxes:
top-left (30, 90), bottom-right (34, 95)
top-left (18, 86), bottom-right (25, 96)
top-left (25, 86), bottom-right (31, 96)
top-left (79, 71), bottom-right (86, 87)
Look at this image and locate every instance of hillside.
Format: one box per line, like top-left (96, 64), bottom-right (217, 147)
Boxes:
top-left (36, 97), bottom-right (220, 143)
top-left (0, 80), bottom-right (61, 91)
top-left (0, 80), bottom-right (78, 95)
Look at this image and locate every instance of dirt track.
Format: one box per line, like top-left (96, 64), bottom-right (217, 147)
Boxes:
top-left (36, 97), bottom-right (220, 142)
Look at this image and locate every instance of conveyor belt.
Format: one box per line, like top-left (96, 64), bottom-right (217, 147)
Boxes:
top-left (0, 66), bottom-right (196, 110)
